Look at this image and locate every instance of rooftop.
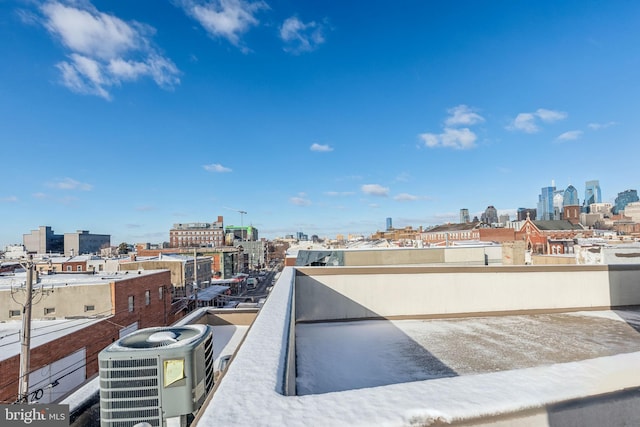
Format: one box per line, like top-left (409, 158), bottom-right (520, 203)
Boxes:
top-left (0, 318), bottom-right (105, 362)
top-left (0, 270), bottom-right (167, 291)
top-left (296, 309), bottom-right (640, 395)
top-left (195, 261), bottom-right (640, 427)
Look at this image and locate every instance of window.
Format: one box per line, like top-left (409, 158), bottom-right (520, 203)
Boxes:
top-left (77, 265), bottom-right (82, 271)
top-left (128, 296), bottom-right (134, 312)
top-left (9, 310), bottom-right (20, 317)
top-left (84, 305), bottom-right (95, 312)
top-left (159, 287), bottom-right (164, 300)
top-left (145, 290), bottom-right (150, 306)
top-left (66, 266), bottom-right (72, 272)
top-left (44, 307), bottom-right (55, 315)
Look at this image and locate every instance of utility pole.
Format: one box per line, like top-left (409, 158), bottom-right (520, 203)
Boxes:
top-left (192, 248), bottom-right (199, 310)
top-left (18, 254), bottom-right (34, 402)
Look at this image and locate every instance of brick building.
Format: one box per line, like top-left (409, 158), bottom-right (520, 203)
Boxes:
top-left (169, 217), bottom-right (225, 248)
top-left (0, 270), bottom-right (175, 403)
top-left (515, 217), bottom-right (591, 255)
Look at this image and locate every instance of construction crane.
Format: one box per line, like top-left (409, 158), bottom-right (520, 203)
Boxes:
top-left (223, 207), bottom-right (247, 240)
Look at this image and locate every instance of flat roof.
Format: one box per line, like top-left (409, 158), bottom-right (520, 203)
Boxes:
top-left (296, 309), bottom-right (640, 395)
top-left (198, 268), bottom-right (640, 427)
top-left (0, 317), bottom-right (106, 362)
top-left (0, 270), bottom-right (167, 291)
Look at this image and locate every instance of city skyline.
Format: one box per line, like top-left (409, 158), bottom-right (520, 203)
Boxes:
top-left (2, 1), bottom-right (640, 247)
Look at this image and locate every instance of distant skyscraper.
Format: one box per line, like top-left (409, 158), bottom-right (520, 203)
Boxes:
top-left (481, 206), bottom-right (498, 225)
top-left (517, 208), bottom-right (536, 221)
top-left (538, 185), bottom-right (556, 220)
top-left (386, 217), bottom-right (392, 231)
top-left (614, 189), bottom-right (639, 214)
top-left (563, 185), bottom-right (579, 207)
top-left (584, 180), bottom-right (602, 208)
top-left (553, 189), bottom-right (565, 220)
top-left (460, 209), bottom-right (470, 224)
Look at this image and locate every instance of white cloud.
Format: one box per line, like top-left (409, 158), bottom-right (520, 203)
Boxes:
top-left (508, 108), bottom-right (567, 133)
top-left (394, 193), bottom-right (419, 201)
top-left (535, 108), bottom-right (567, 123)
top-left (588, 121), bottom-right (617, 130)
top-left (46, 177), bottom-right (93, 191)
top-left (180, 0), bottom-right (268, 50)
top-left (39, 1), bottom-right (179, 99)
top-left (510, 113), bottom-right (538, 133)
top-left (108, 55), bottom-right (179, 88)
top-left (444, 105), bottom-right (485, 127)
top-left (1, 195), bottom-right (18, 202)
top-left (419, 105), bottom-right (482, 150)
top-left (290, 195), bottom-right (311, 206)
top-left (203, 163), bottom-right (232, 173)
top-left (419, 127), bottom-right (477, 150)
top-left (361, 184), bottom-right (389, 197)
top-left (135, 205), bottom-right (155, 212)
top-left (310, 143), bottom-right (333, 152)
top-left (557, 130), bottom-right (583, 141)
top-left (280, 16), bottom-right (326, 54)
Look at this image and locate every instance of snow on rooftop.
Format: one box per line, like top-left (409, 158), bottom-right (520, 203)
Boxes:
top-left (59, 323), bottom-right (249, 413)
top-left (0, 317), bottom-right (106, 362)
top-left (0, 270), bottom-right (166, 291)
top-left (295, 309), bottom-right (640, 395)
top-left (197, 267), bottom-right (640, 427)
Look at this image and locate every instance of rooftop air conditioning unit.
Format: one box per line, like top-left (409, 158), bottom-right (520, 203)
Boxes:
top-left (99, 325), bottom-right (214, 427)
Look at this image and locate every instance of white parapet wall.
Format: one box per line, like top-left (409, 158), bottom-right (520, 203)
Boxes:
top-left (195, 265), bottom-right (640, 427)
top-left (295, 265), bottom-right (640, 322)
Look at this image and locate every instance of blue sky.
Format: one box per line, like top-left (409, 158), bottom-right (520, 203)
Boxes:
top-left (1, 0), bottom-right (639, 247)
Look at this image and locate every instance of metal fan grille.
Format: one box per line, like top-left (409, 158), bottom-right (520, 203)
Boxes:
top-left (99, 357), bottom-right (161, 427)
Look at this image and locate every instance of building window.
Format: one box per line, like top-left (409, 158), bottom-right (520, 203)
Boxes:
top-left (145, 290), bottom-right (150, 306)
top-left (66, 266), bottom-right (72, 272)
top-left (77, 265), bottom-right (82, 271)
top-left (9, 310), bottom-right (20, 317)
top-left (44, 307), bottom-right (55, 315)
top-left (128, 296), bottom-right (134, 312)
top-left (84, 305), bottom-right (95, 312)
top-left (159, 287), bottom-right (164, 300)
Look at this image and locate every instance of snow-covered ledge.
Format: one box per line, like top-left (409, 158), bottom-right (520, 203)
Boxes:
top-left (193, 266), bottom-right (640, 426)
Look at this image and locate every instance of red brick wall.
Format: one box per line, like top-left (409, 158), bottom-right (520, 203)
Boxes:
top-left (0, 270), bottom-right (172, 403)
top-left (478, 228), bottom-right (516, 243)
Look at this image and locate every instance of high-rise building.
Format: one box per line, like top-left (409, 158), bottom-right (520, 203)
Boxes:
top-left (614, 189), bottom-right (639, 214)
top-left (517, 208), bottom-right (536, 221)
top-left (563, 185), bottom-right (579, 207)
top-left (584, 180), bottom-right (602, 209)
top-left (553, 190), bottom-right (565, 220)
top-left (562, 185), bottom-right (580, 224)
top-left (386, 217), bottom-right (393, 231)
top-left (459, 209), bottom-right (470, 224)
top-left (537, 185), bottom-right (556, 220)
top-left (480, 206), bottom-right (498, 225)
